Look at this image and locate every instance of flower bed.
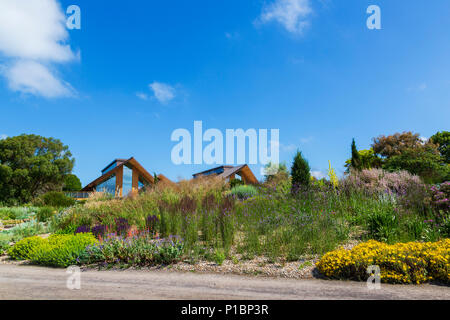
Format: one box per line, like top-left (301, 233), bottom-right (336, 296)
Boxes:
top-left (316, 239), bottom-right (449, 284)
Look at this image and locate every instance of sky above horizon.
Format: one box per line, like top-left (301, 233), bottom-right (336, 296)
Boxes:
top-left (0, 0), bottom-right (449, 186)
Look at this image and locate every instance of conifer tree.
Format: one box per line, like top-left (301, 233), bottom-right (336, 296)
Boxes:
top-left (291, 150), bottom-right (311, 192)
top-left (350, 138), bottom-right (362, 171)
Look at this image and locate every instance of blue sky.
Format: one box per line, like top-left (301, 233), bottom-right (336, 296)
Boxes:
top-left (0, 0), bottom-right (449, 186)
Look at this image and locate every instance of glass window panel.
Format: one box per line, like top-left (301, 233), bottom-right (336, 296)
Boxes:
top-left (122, 166), bottom-right (133, 196)
top-left (96, 174), bottom-right (116, 195)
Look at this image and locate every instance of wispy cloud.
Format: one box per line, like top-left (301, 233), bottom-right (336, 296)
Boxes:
top-left (136, 92), bottom-right (149, 101)
top-left (257, 0), bottom-right (313, 35)
top-left (149, 81), bottom-right (176, 104)
top-left (407, 82), bottom-right (427, 92)
top-left (311, 170), bottom-right (326, 179)
top-left (300, 136), bottom-right (313, 144)
top-left (0, 134), bottom-right (8, 140)
top-left (0, 0), bottom-right (77, 98)
top-left (225, 31), bottom-right (240, 40)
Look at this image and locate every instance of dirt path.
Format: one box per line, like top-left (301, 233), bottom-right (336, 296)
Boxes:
top-left (0, 264), bottom-right (449, 300)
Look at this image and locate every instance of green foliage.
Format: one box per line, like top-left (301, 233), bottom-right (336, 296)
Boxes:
top-left (229, 178), bottom-right (244, 189)
top-left (230, 185), bottom-right (258, 200)
top-left (79, 234), bottom-right (184, 266)
top-left (8, 233), bottom-right (98, 267)
top-left (345, 148), bottom-right (382, 171)
top-left (34, 191), bottom-right (76, 208)
top-left (291, 150), bottom-right (311, 191)
top-left (383, 145), bottom-right (449, 184)
top-left (370, 131), bottom-right (448, 183)
top-left (2, 220), bottom-right (47, 242)
top-left (372, 131), bottom-right (423, 158)
top-left (350, 139), bottom-right (362, 171)
top-left (0, 238), bottom-right (10, 255)
top-left (430, 131), bottom-right (450, 164)
top-left (0, 207), bottom-right (37, 220)
top-left (366, 209), bottom-right (399, 243)
top-left (63, 174), bottom-right (82, 191)
top-left (36, 207), bottom-right (56, 222)
top-left (213, 248), bottom-right (226, 265)
top-left (7, 236), bottom-right (46, 260)
top-left (0, 134), bottom-right (74, 205)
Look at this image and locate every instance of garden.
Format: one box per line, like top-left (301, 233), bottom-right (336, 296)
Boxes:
top-left (0, 132), bottom-right (449, 285)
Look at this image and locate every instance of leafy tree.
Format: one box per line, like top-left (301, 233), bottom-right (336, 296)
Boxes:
top-left (350, 139), bottom-right (362, 171)
top-left (383, 144), bottom-right (449, 184)
top-left (372, 131), bottom-right (423, 158)
top-left (291, 150), bottom-right (310, 192)
top-left (63, 174), bottom-right (82, 191)
top-left (0, 134), bottom-right (74, 204)
top-left (345, 148), bottom-right (382, 171)
top-left (430, 131), bottom-right (450, 164)
top-left (371, 131), bottom-right (447, 183)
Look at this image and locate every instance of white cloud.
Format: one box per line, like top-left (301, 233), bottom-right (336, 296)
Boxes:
top-left (281, 143), bottom-right (297, 152)
top-left (258, 0), bottom-right (313, 34)
top-left (418, 83), bottom-right (427, 91)
top-left (4, 60), bottom-right (73, 98)
top-left (0, 134), bottom-right (8, 140)
top-left (407, 82), bottom-right (427, 92)
top-left (311, 170), bottom-right (326, 179)
top-left (0, 0), bottom-right (77, 98)
top-left (149, 81), bottom-right (176, 104)
top-left (136, 92), bottom-right (149, 100)
top-left (300, 136), bottom-right (313, 144)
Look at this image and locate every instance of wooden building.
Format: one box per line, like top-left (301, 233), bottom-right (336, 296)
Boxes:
top-left (192, 165), bottom-right (258, 184)
top-left (81, 157), bottom-right (154, 197)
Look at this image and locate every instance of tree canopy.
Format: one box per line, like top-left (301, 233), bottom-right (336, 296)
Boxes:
top-left (0, 134), bottom-right (74, 205)
top-left (291, 150), bottom-right (310, 191)
top-left (370, 131), bottom-right (448, 184)
top-left (63, 174), bottom-right (82, 192)
top-left (430, 131), bottom-right (450, 164)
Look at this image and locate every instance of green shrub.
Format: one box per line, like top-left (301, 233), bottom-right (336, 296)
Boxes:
top-left (0, 239), bottom-right (9, 255)
top-left (230, 179), bottom-right (244, 189)
top-left (34, 192), bottom-right (76, 208)
top-left (213, 249), bottom-right (226, 265)
top-left (8, 233), bottom-right (97, 267)
top-left (7, 236), bottom-right (46, 260)
top-left (3, 220), bottom-right (47, 242)
top-left (36, 207), bottom-right (56, 222)
top-left (230, 185), bottom-right (258, 200)
top-left (366, 209), bottom-right (399, 243)
top-left (291, 150), bottom-right (311, 191)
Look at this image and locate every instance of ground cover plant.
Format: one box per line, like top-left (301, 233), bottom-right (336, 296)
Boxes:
top-left (316, 239), bottom-right (450, 284)
top-left (8, 233), bottom-right (98, 267)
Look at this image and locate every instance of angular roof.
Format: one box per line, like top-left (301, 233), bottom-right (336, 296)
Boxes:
top-left (101, 158), bottom-right (128, 173)
top-left (82, 157), bottom-right (154, 191)
top-left (193, 164), bottom-right (258, 184)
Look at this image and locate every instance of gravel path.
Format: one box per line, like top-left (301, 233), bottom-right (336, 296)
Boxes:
top-left (0, 264), bottom-right (449, 300)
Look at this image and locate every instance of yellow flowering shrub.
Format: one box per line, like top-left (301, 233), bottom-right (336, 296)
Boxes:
top-left (316, 239), bottom-right (450, 284)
